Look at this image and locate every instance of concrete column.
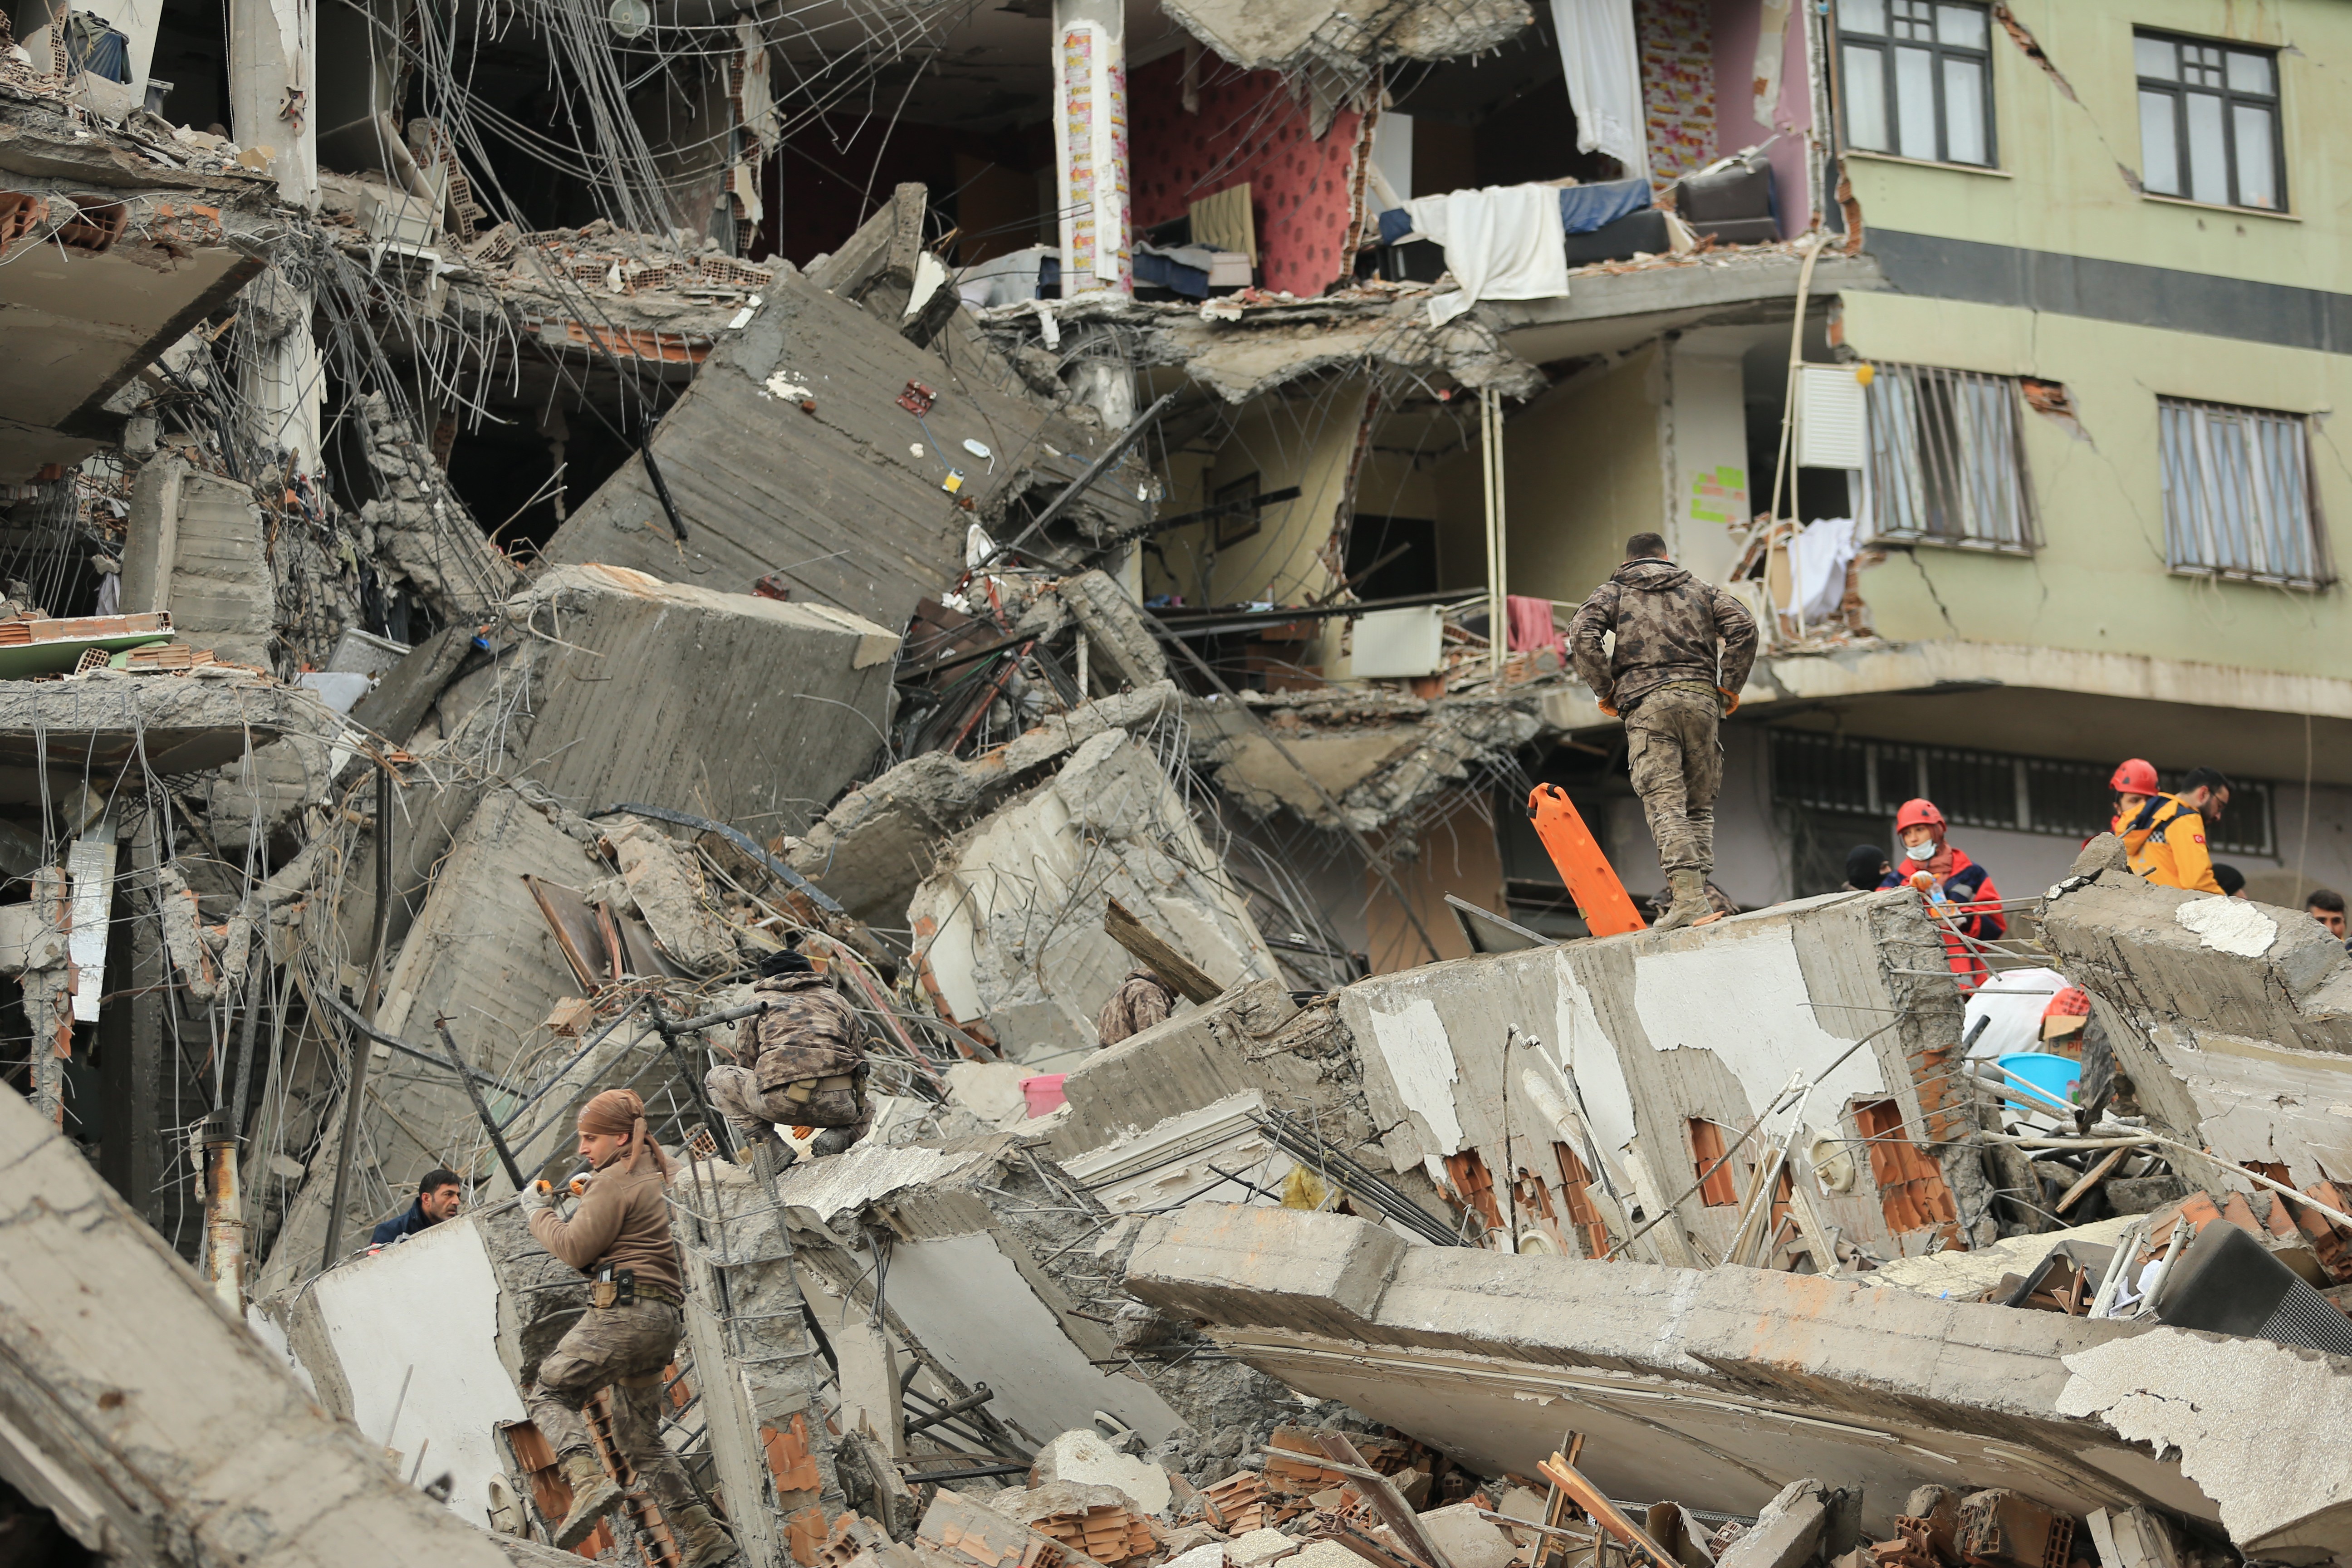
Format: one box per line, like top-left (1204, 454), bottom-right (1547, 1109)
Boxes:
top-left (1051, 0), bottom-right (1129, 296)
top-left (98, 808), bottom-right (166, 1230)
top-left (241, 317), bottom-right (324, 473)
top-left (228, 0), bottom-right (319, 209)
top-left (230, 0), bottom-right (322, 472)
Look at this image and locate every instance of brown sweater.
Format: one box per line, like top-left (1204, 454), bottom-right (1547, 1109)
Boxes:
top-left (528, 1156), bottom-right (682, 1298)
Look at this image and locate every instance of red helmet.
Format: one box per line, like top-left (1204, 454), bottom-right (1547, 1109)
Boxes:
top-left (2111, 758), bottom-right (2160, 795)
top-left (1894, 798), bottom-right (1945, 833)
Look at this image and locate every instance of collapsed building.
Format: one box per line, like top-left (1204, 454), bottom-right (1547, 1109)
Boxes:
top-left (0, 1), bottom-right (2348, 1568)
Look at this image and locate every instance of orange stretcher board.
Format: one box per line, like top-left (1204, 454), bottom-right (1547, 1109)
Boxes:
top-left (1527, 784), bottom-right (1647, 937)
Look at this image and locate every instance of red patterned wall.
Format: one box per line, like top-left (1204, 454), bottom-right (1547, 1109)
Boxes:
top-left (1128, 52), bottom-right (1364, 298)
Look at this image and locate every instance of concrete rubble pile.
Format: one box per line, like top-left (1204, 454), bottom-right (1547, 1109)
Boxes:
top-left (0, 20), bottom-right (2346, 1568)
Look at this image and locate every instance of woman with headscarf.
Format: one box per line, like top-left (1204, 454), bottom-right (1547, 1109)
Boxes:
top-left (519, 1089), bottom-right (732, 1567)
top-left (1877, 798), bottom-right (2006, 990)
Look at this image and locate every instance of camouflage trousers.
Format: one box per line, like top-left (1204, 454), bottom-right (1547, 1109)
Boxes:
top-left (1624, 681), bottom-right (1722, 877)
top-left (524, 1298), bottom-right (697, 1514)
top-left (706, 1064), bottom-right (870, 1144)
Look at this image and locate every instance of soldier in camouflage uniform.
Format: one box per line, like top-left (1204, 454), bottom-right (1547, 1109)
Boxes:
top-left (705, 949), bottom-right (868, 1164)
top-left (1095, 968), bottom-right (1175, 1045)
top-left (1568, 532), bottom-right (1758, 932)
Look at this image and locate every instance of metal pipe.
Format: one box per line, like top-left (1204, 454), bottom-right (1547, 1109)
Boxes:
top-left (322, 764), bottom-right (395, 1270)
top-left (902, 1383), bottom-right (993, 1435)
top-left (435, 1018), bottom-right (529, 1193)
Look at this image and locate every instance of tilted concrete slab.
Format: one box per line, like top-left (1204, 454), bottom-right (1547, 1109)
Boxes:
top-left (0, 671), bottom-right (343, 802)
top-left (1124, 1205), bottom-right (2255, 1544)
top-left (468, 562), bottom-right (899, 824)
top-left (786, 682), bottom-right (1180, 926)
top-left (907, 728), bottom-right (1280, 1059)
top-left (0, 1068), bottom-right (593, 1568)
top-left (2040, 867), bottom-right (2352, 1198)
top-left (542, 273), bottom-right (1150, 631)
top-left (0, 162), bottom-right (269, 477)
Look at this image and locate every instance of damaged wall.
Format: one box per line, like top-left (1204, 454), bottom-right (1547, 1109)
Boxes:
top-left (908, 727), bottom-right (1280, 1060)
top-left (1128, 55), bottom-right (1362, 299)
top-left (2040, 865), bottom-right (2352, 1191)
top-left (1338, 888), bottom-right (1991, 1265)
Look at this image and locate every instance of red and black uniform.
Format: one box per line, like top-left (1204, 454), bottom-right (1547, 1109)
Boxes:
top-left (1881, 849), bottom-right (2005, 990)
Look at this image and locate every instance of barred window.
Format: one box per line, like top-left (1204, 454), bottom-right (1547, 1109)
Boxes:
top-left (1769, 730), bottom-right (2274, 855)
top-left (1865, 363), bottom-right (2034, 550)
top-left (2158, 398), bottom-right (2326, 585)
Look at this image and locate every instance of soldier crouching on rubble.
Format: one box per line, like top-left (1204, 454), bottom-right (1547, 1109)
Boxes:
top-left (1096, 968), bottom-right (1176, 1045)
top-left (520, 1088), bottom-right (733, 1567)
top-left (705, 947), bottom-right (868, 1166)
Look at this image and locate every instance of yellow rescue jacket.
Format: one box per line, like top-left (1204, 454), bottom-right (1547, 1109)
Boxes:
top-left (2114, 794), bottom-right (2222, 895)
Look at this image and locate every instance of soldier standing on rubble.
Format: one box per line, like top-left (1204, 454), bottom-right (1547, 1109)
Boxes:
top-left (706, 947), bottom-right (869, 1165)
top-left (1569, 532), bottom-right (1759, 932)
top-left (519, 1088), bottom-right (733, 1567)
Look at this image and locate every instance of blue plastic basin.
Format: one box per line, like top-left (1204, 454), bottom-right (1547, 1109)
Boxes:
top-left (1998, 1052), bottom-right (2079, 1110)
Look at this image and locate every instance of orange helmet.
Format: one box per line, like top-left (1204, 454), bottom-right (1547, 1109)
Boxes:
top-left (1894, 798), bottom-right (1945, 834)
top-left (2111, 758), bottom-right (2160, 795)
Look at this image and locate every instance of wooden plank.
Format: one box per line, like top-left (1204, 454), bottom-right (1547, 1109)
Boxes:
top-left (1314, 1432), bottom-right (1452, 1568)
top-left (1103, 897), bottom-right (1223, 1004)
top-left (2056, 1146), bottom-right (2131, 1214)
top-left (1536, 1451), bottom-right (1678, 1568)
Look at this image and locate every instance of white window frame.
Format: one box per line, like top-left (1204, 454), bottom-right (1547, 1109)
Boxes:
top-left (1862, 361), bottom-right (2035, 553)
top-left (2157, 397), bottom-right (2329, 587)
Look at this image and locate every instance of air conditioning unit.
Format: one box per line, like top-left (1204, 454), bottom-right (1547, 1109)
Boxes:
top-left (1796, 364), bottom-right (1868, 470)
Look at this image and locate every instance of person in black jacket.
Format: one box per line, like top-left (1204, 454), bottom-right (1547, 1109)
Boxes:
top-left (370, 1169), bottom-right (462, 1247)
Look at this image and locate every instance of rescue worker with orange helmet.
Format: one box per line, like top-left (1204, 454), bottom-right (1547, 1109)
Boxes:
top-left (1877, 798), bottom-right (2005, 989)
top-left (2109, 759), bottom-right (2228, 896)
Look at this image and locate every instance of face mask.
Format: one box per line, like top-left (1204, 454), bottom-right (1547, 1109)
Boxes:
top-left (1905, 841), bottom-right (1936, 862)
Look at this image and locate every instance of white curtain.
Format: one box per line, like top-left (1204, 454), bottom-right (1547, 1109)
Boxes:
top-left (1552, 0), bottom-right (1651, 180)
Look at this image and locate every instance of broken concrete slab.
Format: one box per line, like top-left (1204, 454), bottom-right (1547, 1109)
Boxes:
top-left (0, 1075), bottom-right (590, 1568)
top-left (1196, 690), bottom-right (1542, 836)
top-left (1061, 570), bottom-right (1168, 692)
top-left (785, 681), bottom-right (1179, 926)
top-left (0, 670), bottom-right (342, 802)
top-left (459, 562), bottom-right (898, 825)
top-left (775, 1134), bottom-right (1297, 1448)
top-left (1334, 889), bottom-right (1989, 1266)
top-left (1413, 1503), bottom-right (1523, 1568)
top-left (598, 813), bottom-right (736, 971)
top-left (1717, 1480), bottom-right (1829, 1568)
top-left (1125, 1204), bottom-right (2234, 1539)
top-left (2057, 1327), bottom-right (2352, 1563)
top-left (121, 456), bottom-right (274, 668)
top-left (985, 289), bottom-right (1547, 407)
top-left (907, 728), bottom-right (1281, 1059)
top-left (2042, 872), bottom-right (2352, 1056)
top-left (1033, 1429), bottom-right (1173, 1515)
top-left (543, 271), bottom-right (1151, 629)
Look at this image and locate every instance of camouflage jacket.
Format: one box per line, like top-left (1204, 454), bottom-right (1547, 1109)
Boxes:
top-left (1095, 969), bottom-right (1175, 1046)
top-left (1568, 559), bottom-right (1759, 713)
top-left (734, 972), bottom-right (864, 1093)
